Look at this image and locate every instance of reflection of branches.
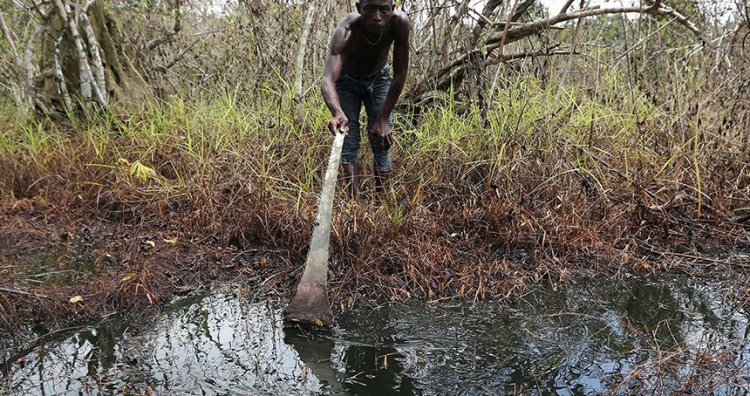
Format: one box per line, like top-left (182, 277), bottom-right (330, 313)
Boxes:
top-left (1, 326), bottom-right (93, 380)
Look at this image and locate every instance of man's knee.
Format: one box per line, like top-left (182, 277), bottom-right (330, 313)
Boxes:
top-left (341, 152), bottom-right (360, 165)
top-left (373, 151), bottom-right (392, 173)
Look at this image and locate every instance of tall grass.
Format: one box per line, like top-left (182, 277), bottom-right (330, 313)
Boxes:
top-left (0, 69), bottom-right (748, 308)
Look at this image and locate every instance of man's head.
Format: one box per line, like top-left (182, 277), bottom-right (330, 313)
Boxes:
top-left (356, 0), bottom-right (395, 34)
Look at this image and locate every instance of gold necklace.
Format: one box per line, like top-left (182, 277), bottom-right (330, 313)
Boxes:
top-left (365, 30), bottom-right (384, 46)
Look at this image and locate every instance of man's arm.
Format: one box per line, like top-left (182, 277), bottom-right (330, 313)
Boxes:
top-left (321, 16), bottom-right (354, 135)
top-left (372, 12), bottom-right (410, 141)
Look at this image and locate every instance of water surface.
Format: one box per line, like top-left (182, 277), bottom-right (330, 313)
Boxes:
top-left (3, 274), bottom-right (750, 395)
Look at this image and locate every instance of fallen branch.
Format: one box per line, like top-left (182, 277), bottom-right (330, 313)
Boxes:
top-left (419, 2), bottom-right (712, 96)
top-left (639, 242), bottom-right (750, 268)
top-left (486, 48), bottom-right (580, 66)
top-left (647, 190), bottom-right (725, 220)
top-left (0, 286), bottom-right (50, 299)
top-left (487, 5), bottom-right (711, 50)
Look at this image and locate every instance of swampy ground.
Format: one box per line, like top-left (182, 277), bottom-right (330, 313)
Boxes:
top-left (1, 77), bottom-right (749, 395)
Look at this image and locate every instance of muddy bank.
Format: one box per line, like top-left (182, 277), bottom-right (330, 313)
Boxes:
top-left (0, 199), bottom-right (295, 336)
top-left (2, 185), bottom-right (750, 339)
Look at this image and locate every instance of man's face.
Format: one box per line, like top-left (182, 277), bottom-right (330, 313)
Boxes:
top-left (357, 0), bottom-right (395, 34)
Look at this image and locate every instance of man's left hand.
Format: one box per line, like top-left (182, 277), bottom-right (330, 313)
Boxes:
top-left (369, 120), bottom-right (393, 149)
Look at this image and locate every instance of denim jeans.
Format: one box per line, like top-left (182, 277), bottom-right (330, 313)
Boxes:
top-left (336, 65), bottom-right (393, 172)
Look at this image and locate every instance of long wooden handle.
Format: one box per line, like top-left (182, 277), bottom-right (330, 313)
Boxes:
top-left (297, 132), bottom-right (346, 284)
top-left (283, 131), bottom-right (346, 327)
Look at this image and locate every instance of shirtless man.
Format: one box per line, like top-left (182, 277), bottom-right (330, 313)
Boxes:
top-left (321, 0), bottom-right (410, 199)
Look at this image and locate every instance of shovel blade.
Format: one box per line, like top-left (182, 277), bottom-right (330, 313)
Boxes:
top-left (283, 132), bottom-right (345, 328)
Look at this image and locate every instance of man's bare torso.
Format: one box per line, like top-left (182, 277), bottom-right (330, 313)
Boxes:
top-left (338, 12), bottom-right (403, 76)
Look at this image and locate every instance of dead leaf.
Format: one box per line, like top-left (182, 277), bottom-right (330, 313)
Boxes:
top-left (146, 240), bottom-right (156, 248)
top-left (163, 236), bottom-right (178, 244)
top-left (69, 295), bottom-right (84, 304)
top-left (122, 272), bottom-right (137, 282)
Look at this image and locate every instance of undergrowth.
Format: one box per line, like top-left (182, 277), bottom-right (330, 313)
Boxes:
top-left (0, 71), bottom-right (748, 331)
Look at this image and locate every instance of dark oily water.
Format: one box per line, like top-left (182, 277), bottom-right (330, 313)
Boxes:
top-left (3, 274), bottom-right (750, 395)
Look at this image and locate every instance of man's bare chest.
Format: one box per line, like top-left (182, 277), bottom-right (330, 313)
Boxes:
top-left (342, 37), bottom-right (392, 74)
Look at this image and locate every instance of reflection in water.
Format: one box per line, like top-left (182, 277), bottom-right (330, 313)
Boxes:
top-left (3, 275), bottom-right (750, 395)
top-left (121, 296), bottom-right (324, 395)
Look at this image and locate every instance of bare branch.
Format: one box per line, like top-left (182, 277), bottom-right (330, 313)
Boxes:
top-left (469, 0), bottom-right (502, 47)
top-left (417, 1), bottom-right (712, 98)
top-left (431, 0), bottom-right (473, 71)
top-left (28, 0), bottom-right (49, 20)
top-left (559, 0), bottom-right (575, 15)
top-left (294, 1), bottom-right (317, 97)
top-left (498, 0), bottom-right (522, 59)
top-left (0, 286), bottom-right (50, 300)
top-left (0, 9), bottom-right (22, 70)
top-left (511, 0), bottom-right (536, 22)
top-left (614, 14), bottom-right (681, 62)
top-left (0, 7), bottom-right (31, 109)
top-left (487, 48), bottom-right (580, 65)
top-left (157, 37), bottom-right (202, 72)
top-left (145, 0), bottom-right (183, 51)
top-left (486, 5), bottom-right (712, 50)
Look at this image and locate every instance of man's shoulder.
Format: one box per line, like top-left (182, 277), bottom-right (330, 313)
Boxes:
top-left (390, 10), bottom-right (410, 39)
top-left (330, 13), bottom-right (361, 53)
top-left (393, 9), bottom-right (410, 25)
top-left (339, 13), bottom-right (361, 29)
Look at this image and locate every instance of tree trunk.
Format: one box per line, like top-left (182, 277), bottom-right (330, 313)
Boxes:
top-left (36, 0), bottom-right (151, 116)
top-left (0, 8), bottom-right (30, 111)
top-left (294, 2), bottom-right (317, 98)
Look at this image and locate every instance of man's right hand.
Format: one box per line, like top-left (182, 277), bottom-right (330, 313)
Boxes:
top-left (327, 115), bottom-right (349, 135)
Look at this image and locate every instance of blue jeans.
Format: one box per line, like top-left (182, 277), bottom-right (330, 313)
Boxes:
top-left (337, 66), bottom-right (393, 172)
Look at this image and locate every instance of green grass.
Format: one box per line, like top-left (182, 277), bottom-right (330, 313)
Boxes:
top-left (0, 71), bottom-right (735, 205)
